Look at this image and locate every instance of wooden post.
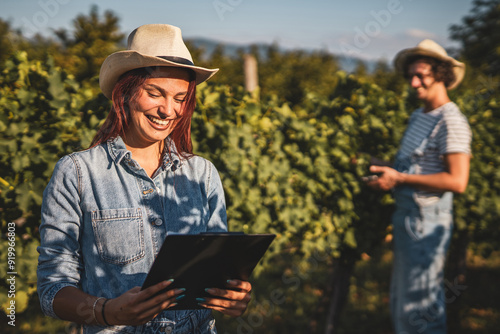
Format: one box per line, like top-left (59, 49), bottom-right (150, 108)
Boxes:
top-left (243, 54), bottom-right (258, 92)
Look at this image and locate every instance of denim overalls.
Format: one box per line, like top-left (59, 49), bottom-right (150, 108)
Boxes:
top-left (390, 119), bottom-right (453, 334)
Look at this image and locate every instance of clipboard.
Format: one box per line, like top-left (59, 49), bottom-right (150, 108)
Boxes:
top-left (141, 232), bottom-right (276, 309)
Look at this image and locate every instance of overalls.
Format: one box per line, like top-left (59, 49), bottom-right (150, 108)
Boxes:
top-left (390, 119), bottom-right (453, 334)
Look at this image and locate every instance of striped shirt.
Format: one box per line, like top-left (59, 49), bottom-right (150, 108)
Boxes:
top-left (397, 102), bottom-right (472, 176)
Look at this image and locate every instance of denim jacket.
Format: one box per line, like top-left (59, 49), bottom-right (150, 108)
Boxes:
top-left (37, 136), bottom-right (227, 333)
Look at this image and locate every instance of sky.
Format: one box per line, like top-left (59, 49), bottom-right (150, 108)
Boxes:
top-left (0, 0), bottom-right (475, 62)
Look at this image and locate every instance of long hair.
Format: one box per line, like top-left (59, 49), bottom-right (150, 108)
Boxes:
top-left (90, 67), bottom-right (197, 157)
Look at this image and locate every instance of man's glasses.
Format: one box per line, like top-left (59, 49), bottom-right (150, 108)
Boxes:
top-left (407, 72), bottom-right (433, 82)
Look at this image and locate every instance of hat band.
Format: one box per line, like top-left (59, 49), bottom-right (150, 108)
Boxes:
top-left (157, 56), bottom-right (194, 66)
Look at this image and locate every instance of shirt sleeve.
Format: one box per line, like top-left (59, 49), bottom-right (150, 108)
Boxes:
top-left (37, 154), bottom-right (84, 319)
top-left (439, 107), bottom-right (472, 155)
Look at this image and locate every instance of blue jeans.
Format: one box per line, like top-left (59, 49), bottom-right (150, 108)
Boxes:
top-left (83, 311), bottom-right (217, 333)
top-left (390, 191), bottom-right (453, 334)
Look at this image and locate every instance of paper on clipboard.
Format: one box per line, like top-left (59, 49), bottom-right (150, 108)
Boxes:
top-left (141, 232), bottom-right (276, 309)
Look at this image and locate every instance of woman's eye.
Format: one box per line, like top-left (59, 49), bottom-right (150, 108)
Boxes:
top-left (175, 98), bottom-right (186, 103)
top-left (148, 92), bottom-right (161, 98)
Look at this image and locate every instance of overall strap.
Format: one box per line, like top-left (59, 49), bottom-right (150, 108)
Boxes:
top-left (413, 117), bottom-right (444, 157)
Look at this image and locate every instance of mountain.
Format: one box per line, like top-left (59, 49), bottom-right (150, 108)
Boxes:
top-left (186, 37), bottom-right (378, 73)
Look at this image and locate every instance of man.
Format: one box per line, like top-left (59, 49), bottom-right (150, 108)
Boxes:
top-left (367, 39), bottom-right (472, 333)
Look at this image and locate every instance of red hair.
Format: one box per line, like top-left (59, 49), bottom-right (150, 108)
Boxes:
top-left (90, 67), bottom-right (197, 158)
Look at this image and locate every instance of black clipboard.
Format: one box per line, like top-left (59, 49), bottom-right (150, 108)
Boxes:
top-left (141, 232), bottom-right (276, 309)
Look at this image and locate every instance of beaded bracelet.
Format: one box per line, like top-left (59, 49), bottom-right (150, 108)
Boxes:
top-left (92, 297), bottom-right (105, 325)
top-left (101, 298), bottom-right (111, 326)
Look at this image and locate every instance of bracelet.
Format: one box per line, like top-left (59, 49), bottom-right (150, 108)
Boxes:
top-left (101, 298), bottom-right (111, 326)
top-left (92, 297), bottom-right (105, 325)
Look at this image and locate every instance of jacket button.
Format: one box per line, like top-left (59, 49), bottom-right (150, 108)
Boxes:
top-left (153, 218), bottom-right (163, 226)
top-left (160, 326), bottom-right (173, 333)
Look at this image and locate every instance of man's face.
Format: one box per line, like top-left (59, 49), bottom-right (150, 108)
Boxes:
top-left (407, 60), bottom-right (440, 102)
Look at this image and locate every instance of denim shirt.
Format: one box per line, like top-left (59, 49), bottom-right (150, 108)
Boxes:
top-left (37, 136), bottom-right (227, 333)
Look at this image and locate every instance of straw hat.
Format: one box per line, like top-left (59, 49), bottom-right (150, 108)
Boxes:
top-left (99, 24), bottom-right (218, 99)
top-left (393, 39), bottom-right (465, 90)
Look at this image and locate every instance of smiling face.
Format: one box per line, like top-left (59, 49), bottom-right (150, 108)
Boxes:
top-left (407, 59), bottom-right (443, 103)
top-left (123, 67), bottom-right (191, 149)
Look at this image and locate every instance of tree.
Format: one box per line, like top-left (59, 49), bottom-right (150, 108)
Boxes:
top-left (259, 46), bottom-right (341, 105)
top-left (449, 0), bottom-right (500, 76)
top-left (0, 19), bottom-right (15, 66)
top-left (370, 59), bottom-right (406, 93)
top-left (53, 5), bottom-right (125, 83)
top-left (195, 43), bottom-right (246, 88)
top-left (0, 18), bottom-right (62, 67)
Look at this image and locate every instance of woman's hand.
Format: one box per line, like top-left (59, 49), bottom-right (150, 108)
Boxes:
top-left (199, 279), bottom-right (252, 317)
top-left (104, 280), bottom-right (184, 326)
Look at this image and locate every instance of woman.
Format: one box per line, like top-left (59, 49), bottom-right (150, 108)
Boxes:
top-left (367, 40), bottom-right (472, 333)
top-left (37, 24), bottom-right (251, 333)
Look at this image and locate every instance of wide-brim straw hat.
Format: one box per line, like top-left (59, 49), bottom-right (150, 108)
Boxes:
top-left (99, 24), bottom-right (219, 99)
top-left (393, 39), bottom-right (465, 90)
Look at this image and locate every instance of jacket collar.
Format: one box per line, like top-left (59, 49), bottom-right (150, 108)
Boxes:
top-left (107, 136), bottom-right (182, 172)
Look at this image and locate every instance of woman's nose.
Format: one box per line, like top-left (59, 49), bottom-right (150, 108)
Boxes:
top-left (158, 99), bottom-right (177, 118)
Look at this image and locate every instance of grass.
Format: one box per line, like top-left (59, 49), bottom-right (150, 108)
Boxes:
top-left (336, 245), bottom-right (500, 334)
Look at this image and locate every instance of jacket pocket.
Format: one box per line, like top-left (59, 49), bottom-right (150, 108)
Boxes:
top-left (91, 208), bottom-right (145, 265)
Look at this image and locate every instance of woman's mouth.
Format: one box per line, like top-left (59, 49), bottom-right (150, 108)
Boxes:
top-left (146, 115), bottom-right (169, 127)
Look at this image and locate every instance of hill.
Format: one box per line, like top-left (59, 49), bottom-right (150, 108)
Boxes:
top-left (187, 37), bottom-right (378, 72)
